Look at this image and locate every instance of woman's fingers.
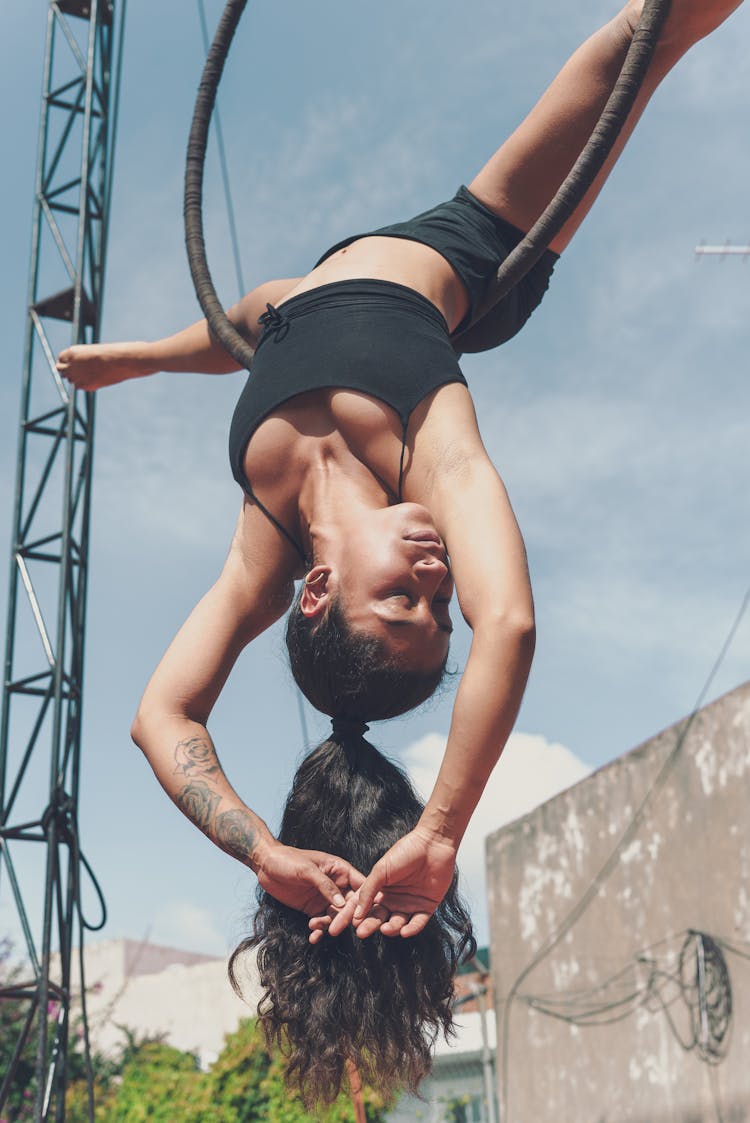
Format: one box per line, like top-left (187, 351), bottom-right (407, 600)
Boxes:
top-left (304, 854), bottom-right (367, 912)
top-left (308, 915), bottom-right (331, 945)
top-left (352, 861), bottom-right (386, 923)
top-left (326, 894), bottom-right (360, 937)
top-left (354, 909), bottom-right (429, 939)
top-left (398, 912), bottom-right (432, 938)
top-left (308, 852), bottom-right (365, 892)
top-left (308, 916), bottom-right (331, 931)
top-left (308, 894), bottom-right (421, 942)
top-left (345, 865), bottom-right (366, 890)
top-left (311, 869), bottom-right (348, 911)
top-left (307, 887), bottom-right (359, 941)
top-left (379, 913), bottom-right (409, 937)
top-left (354, 902), bottom-right (390, 939)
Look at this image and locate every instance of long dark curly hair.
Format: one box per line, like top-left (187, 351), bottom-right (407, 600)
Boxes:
top-left (229, 732), bottom-right (476, 1108)
top-left (285, 589), bottom-right (448, 719)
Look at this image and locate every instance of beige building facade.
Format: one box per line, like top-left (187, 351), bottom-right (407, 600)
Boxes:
top-left (63, 937), bottom-right (261, 1067)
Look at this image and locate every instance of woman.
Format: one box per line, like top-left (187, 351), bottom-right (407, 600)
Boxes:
top-left (59, 0), bottom-right (741, 1104)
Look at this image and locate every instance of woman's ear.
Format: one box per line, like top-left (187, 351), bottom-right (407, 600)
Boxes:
top-left (299, 566), bottom-right (333, 618)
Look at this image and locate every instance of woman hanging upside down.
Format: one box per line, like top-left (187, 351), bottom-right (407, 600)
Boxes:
top-left (59, 0), bottom-right (742, 1105)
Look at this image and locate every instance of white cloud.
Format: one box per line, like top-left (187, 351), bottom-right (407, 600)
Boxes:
top-left (402, 731), bottom-right (590, 943)
top-left (149, 900), bottom-right (229, 958)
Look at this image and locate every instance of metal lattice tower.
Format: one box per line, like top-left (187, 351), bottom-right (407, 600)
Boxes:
top-left (0, 2), bottom-right (125, 1118)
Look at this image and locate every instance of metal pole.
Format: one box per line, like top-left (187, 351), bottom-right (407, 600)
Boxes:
top-left (468, 953), bottom-right (498, 1123)
top-left (475, 983), bottom-right (497, 1123)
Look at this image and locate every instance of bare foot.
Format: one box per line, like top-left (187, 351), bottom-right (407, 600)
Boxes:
top-left (56, 341), bottom-right (155, 392)
top-left (652, 0), bottom-right (743, 52)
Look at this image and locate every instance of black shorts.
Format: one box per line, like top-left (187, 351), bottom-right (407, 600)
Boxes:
top-left (316, 185), bottom-right (558, 354)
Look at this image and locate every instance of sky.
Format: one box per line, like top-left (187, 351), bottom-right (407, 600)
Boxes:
top-left (0, 1), bottom-right (748, 962)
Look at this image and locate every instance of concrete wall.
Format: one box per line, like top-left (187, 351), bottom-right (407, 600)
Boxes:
top-left (486, 682), bottom-right (750, 1123)
top-left (58, 938), bottom-right (262, 1066)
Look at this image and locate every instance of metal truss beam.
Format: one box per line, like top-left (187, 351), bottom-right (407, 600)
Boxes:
top-left (1, 2), bottom-right (125, 1119)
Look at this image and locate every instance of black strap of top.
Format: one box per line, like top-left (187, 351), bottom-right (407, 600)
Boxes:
top-left (243, 485), bottom-right (308, 565)
top-left (397, 419), bottom-right (408, 503)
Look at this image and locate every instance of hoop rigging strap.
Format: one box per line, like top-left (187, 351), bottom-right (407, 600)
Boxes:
top-left (184, 0), bottom-right (672, 369)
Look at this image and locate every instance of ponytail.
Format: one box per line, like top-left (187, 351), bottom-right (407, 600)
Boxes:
top-left (229, 729), bottom-right (475, 1108)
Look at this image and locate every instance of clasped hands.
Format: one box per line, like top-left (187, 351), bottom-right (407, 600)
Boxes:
top-left (255, 826), bottom-right (458, 944)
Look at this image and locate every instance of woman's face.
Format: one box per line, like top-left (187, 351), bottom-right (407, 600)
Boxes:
top-left (328, 503), bottom-right (454, 671)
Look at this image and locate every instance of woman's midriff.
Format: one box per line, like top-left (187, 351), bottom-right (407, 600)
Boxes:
top-left (277, 237), bottom-right (471, 334)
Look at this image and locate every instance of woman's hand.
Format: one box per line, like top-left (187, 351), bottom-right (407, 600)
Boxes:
top-left (310, 828), bottom-right (458, 942)
top-left (256, 841), bottom-right (366, 925)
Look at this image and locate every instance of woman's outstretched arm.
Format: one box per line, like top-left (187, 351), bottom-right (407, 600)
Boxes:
top-left (131, 503), bottom-right (364, 920)
top-left (57, 277), bottom-right (301, 392)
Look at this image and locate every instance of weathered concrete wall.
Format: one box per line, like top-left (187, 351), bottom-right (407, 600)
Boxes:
top-left (57, 938), bottom-right (261, 1066)
top-left (486, 682), bottom-right (750, 1123)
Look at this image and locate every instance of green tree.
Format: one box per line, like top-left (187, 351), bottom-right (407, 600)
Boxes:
top-left (65, 1077), bottom-right (109, 1123)
top-left (207, 1018), bottom-right (272, 1122)
top-left (64, 1015), bottom-right (392, 1122)
top-left (64, 1027), bottom-right (169, 1122)
top-left (101, 1041), bottom-right (210, 1123)
top-left (0, 938), bottom-right (37, 1123)
top-left (65, 1033), bottom-right (208, 1123)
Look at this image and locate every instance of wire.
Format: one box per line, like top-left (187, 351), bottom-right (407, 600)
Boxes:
top-left (35, 787), bottom-right (107, 1121)
top-left (196, 0), bottom-right (247, 298)
top-left (518, 929), bottom-right (734, 1060)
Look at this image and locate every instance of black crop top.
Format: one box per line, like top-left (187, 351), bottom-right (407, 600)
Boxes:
top-left (228, 279), bottom-right (468, 562)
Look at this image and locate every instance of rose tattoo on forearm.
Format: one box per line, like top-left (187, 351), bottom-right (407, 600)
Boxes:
top-left (172, 736), bottom-right (258, 865)
top-left (173, 736), bottom-right (220, 781)
top-left (175, 781), bottom-right (221, 833)
top-left (215, 809), bottom-right (257, 865)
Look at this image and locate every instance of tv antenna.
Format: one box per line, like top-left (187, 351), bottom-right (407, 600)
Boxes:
top-left (695, 241), bottom-right (750, 259)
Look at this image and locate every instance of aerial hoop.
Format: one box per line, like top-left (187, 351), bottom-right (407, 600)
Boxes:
top-left (185, 0), bottom-right (254, 370)
top-left (184, 0), bottom-right (672, 366)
